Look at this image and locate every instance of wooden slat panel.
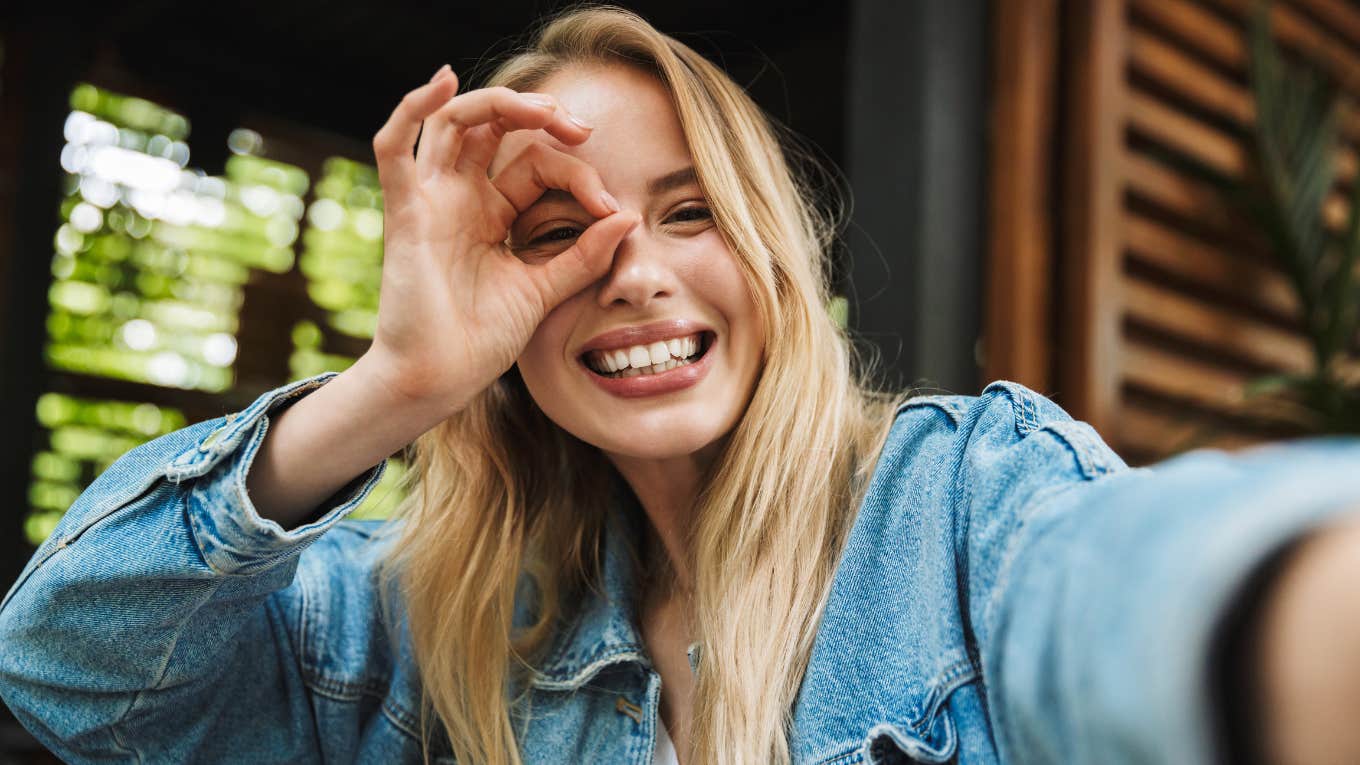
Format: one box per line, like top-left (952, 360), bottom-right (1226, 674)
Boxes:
top-left (985, 0), bottom-right (1058, 390)
top-left (1127, 27), bottom-right (1360, 174)
top-left (1122, 340), bottom-right (1251, 414)
top-left (1204, 0), bottom-right (1360, 94)
top-left (1130, 0), bottom-right (1246, 69)
top-left (1126, 126), bottom-right (1349, 228)
top-left (1123, 149), bottom-right (1351, 237)
top-left (1126, 89), bottom-right (1248, 176)
top-left (1129, 27), bottom-right (1252, 122)
top-left (1042, 0), bottom-right (1360, 461)
top-left (1132, 0), bottom-right (1360, 149)
top-left (1123, 277), bottom-right (1314, 373)
top-left (1059, 0), bottom-right (1128, 437)
top-left (1290, 0), bottom-right (1360, 49)
top-left (1124, 153), bottom-right (1238, 228)
top-left (1119, 398), bottom-right (1265, 458)
top-left (1123, 212), bottom-right (1299, 317)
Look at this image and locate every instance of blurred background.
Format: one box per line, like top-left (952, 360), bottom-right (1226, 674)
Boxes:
top-left (1, 0), bottom-right (1358, 759)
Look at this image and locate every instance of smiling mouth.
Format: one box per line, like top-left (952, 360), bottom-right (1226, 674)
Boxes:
top-left (580, 331), bottom-right (715, 378)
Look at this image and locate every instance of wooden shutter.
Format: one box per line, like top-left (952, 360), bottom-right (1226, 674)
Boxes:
top-left (987, 0), bottom-right (1360, 465)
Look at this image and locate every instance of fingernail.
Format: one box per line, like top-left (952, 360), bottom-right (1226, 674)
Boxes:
top-left (568, 113), bottom-right (593, 130)
top-left (600, 191), bottom-right (621, 213)
top-left (520, 93), bottom-right (555, 109)
top-left (431, 64), bottom-right (451, 82)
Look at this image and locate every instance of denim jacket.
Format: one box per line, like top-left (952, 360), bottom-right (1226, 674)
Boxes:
top-left (3, 372), bottom-right (1360, 764)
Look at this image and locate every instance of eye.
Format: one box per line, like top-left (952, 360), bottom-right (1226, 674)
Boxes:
top-left (665, 204), bottom-right (712, 224)
top-left (529, 225), bottom-right (584, 245)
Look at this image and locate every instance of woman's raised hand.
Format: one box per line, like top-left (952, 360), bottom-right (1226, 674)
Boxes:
top-left (244, 67), bottom-right (638, 526)
top-left (363, 65), bottom-right (638, 411)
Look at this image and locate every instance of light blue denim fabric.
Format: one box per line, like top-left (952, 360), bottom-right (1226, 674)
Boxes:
top-left (3, 372), bottom-right (1360, 764)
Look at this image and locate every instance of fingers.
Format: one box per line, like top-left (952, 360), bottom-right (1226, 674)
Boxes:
top-left (373, 66), bottom-right (460, 202)
top-left (435, 89), bottom-right (591, 174)
top-left (456, 92), bottom-right (590, 171)
top-left (490, 142), bottom-right (619, 225)
top-left (534, 212), bottom-right (640, 311)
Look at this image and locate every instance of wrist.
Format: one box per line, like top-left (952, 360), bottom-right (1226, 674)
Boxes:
top-left (348, 347), bottom-right (472, 427)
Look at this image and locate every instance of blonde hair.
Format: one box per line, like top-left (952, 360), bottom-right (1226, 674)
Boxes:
top-left (378, 6), bottom-right (906, 763)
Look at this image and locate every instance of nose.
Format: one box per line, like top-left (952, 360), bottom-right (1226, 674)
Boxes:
top-left (595, 228), bottom-right (675, 309)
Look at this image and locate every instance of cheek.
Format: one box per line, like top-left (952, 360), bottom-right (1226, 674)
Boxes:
top-left (517, 301), bottom-right (579, 383)
top-left (678, 234), bottom-right (749, 307)
top-left (684, 240), bottom-right (763, 342)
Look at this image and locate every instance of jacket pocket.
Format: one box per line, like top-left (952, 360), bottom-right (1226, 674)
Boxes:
top-left (852, 660), bottom-right (975, 765)
top-left (863, 718), bottom-right (957, 764)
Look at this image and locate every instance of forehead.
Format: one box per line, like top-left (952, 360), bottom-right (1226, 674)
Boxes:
top-left (491, 64), bottom-right (694, 190)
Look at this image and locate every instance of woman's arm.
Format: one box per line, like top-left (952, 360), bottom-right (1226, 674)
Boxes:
top-left (948, 383), bottom-right (1360, 764)
top-left (0, 373), bottom-right (387, 762)
top-left (244, 348), bottom-right (455, 529)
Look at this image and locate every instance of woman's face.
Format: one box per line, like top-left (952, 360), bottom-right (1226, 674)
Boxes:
top-left (495, 64), bottom-right (765, 462)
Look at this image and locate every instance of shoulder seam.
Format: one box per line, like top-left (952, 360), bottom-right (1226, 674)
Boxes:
top-left (979, 380), bottom-right (1046, 436)
top-left (896, 395), bottom-right (971, 427)
top-left (980, 380), bottom-right (1123, 480)
top-left (1035, 422), bottom-right (1121, 480)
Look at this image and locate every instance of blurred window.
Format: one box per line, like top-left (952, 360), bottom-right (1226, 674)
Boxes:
top-left (25, 84), bottom-right (406, 546)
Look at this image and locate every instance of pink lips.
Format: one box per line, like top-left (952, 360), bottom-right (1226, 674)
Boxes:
top-left (577, 318), bottom-right (712, 355)
top-left (576, 320), bottom-right (717, 399)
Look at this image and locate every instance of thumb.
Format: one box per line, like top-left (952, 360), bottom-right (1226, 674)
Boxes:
top-left (534, 211), bottom-right (640, 311)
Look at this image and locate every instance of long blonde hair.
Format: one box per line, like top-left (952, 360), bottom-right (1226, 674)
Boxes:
top-left (378, 6), bottom-right (906, 763)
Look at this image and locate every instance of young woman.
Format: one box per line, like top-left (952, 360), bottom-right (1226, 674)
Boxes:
top-left (3, 7), bottom-right (1360, 765)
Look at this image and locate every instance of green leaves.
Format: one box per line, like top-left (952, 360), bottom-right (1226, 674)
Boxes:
top-left (1237, 1), bottom-right (1360, 432)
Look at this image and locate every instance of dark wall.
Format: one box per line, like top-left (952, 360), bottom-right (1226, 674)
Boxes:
top-left (18, 1), bottom-right (850, 176)
top-left (845, 0), bottom-right (990, 394)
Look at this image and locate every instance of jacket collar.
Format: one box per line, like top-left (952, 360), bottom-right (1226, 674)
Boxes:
top-left (527, 474), bottom-right (650, 690)
top-left (519, 454), bottom-right (964, 764)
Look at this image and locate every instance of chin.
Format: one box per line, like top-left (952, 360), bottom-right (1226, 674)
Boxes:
top-left (579, 411), bottom-right (733, 461)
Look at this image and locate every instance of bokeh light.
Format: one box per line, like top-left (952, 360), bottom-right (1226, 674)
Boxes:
top-left (25, 392), bottom-right (186, 545)
top-left (26, 84), bottom-right (407, 544)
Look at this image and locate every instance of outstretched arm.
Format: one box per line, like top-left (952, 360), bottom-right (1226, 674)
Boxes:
top-left (1229, 516), bottom-right (1360, 764)
top-left (947, 383), bottom-right (1360, 764)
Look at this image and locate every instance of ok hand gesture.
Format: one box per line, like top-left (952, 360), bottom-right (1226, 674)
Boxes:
top-left (365, 65), bottom-right (637, 411)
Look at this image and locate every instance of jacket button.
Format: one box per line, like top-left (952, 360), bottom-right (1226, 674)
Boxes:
top-left (198, 425), bottom-right (228, 452)
top-left (614, 696), bottom-right (642, 724)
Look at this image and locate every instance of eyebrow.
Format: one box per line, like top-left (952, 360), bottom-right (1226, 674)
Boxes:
top-left (647, 166), bottom-right (698, 196)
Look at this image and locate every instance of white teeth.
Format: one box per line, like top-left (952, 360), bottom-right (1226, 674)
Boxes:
top-left (584, 332), bottom-right (707, 376)
top-left (647, 341), bottom-right (669, 365)
top-left (594, 356), bottom-right (695, 378)
top-left (629, 346), bottom-right (651, 368)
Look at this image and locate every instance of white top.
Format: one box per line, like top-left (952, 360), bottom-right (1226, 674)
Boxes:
top-left (654, 721), bottom-right (679, 765)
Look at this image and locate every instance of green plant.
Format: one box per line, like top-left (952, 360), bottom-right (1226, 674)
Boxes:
top-left (1228, 3), bottom-right (1360, 434)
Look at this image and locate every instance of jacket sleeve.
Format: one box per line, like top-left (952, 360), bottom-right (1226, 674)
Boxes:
top-left (0, 372), bottom-right (388, 763)
top-left (958, 382), bottom-right (1360, 765)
